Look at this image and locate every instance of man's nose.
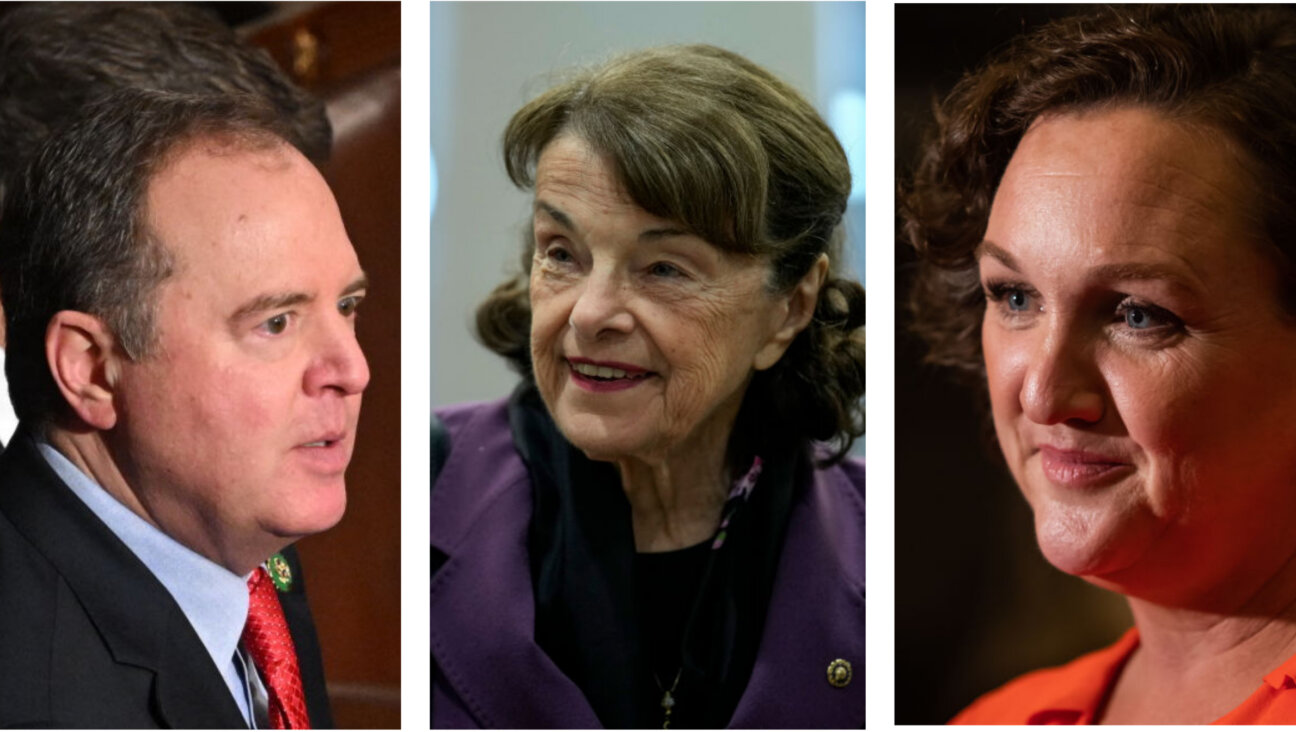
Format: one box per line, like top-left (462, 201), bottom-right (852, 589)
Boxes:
top-left (1020, 321), bottom-right (1104, 425)
top-left (305, 317), bottom-right (370, 397)
top-left (567, 267), bottom-right (634, 339)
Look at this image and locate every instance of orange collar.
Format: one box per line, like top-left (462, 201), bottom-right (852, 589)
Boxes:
top-left (1024, 628), bottom-right (1140, 724)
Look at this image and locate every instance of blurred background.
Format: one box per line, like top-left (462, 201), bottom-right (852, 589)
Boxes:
top-left (430, 2), bottom-right (865, 415)
top-left (230, 3), bottom-right (401, 727)
top-left (894, 4), bottom-right (1131, 724)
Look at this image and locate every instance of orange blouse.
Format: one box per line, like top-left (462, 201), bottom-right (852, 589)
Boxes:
top-left (951, 628), bottom-right (1296, 724)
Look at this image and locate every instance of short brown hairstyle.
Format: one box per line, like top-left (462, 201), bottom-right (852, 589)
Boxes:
top-left (0, 89), bottom-right (295, 427)
top-left (901, 5), bottom-right (1296, 387)
top-left (477, 44), bottom-right (865, 463)
top-left (0, 2), bottom-right (331, 203)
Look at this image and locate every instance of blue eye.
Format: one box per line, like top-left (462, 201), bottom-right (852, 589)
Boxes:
top-left (1116, 298), bottom-right (1182, 334)
top-left (1125, 306), bottom-right (1151, 329)
top-left (983, 281), bottom-right (1038, 318)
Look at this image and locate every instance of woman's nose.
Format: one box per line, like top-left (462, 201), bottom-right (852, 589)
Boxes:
top-left (568, 268), bottom-right (634, 339)
top-left (305, 320), bottom-right (371, 397)
top-left (1020, 324), bottom-right (1104, 425)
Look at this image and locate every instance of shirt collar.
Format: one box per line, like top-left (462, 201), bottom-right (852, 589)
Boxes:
top-left (1021, 627), bottom-right (1296, 723)
top-left (1264, 645), bottom-right (1296, 690)
top-left (1023, 627), bottom-right (1140, 725)
top-left (35, 442), bottom-right (249, 682)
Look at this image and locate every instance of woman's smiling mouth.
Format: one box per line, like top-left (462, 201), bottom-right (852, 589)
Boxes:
top-left (1037, 445), bottom-right (1134, 488)
top-left (566, 358), bottom-right (655, 392)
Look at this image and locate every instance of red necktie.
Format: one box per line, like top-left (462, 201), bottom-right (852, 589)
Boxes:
top-left (243, 567), bottom-right (311, 729)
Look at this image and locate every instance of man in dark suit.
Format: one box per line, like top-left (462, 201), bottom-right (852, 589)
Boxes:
top-left (0, 7), bottom-right (354, 728)
top-left (0, 84), bottom-right (368, 727)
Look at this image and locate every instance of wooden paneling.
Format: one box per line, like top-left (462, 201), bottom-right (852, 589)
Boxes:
top-left (249, 4), bottom-right (401, 728)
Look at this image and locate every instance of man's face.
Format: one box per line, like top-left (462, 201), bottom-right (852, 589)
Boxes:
top-left (112, 138), bottom-right (369, 574)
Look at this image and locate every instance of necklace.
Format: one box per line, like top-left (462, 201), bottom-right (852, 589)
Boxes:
top-left (654, 668), bottom-right (682, 729)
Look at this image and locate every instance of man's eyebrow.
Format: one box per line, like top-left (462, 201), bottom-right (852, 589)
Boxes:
top-left (534, 200), bottom-right (577, 233)
top-left (974, 241), bottom-right (1019, 270)
top-left (230, 291), bottom-right (314, 324)
top-left (342, 274), bottom-right (369, 296)
top-left (229, 274), bottom-right (369, 325)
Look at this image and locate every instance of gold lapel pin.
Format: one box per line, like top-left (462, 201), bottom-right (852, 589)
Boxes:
top-left (827, 658), bottom-right (852, 688)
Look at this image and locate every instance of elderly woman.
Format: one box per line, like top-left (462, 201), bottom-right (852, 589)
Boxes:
top-left (431, 45), bottom-right (865, 728)
top-left (902, 5), bottom-right (1296, 725)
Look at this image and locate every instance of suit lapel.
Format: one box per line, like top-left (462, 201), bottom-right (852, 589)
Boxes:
top-left (432, 403), bottom-right (865, 728)
top-left (152, 631), bottom-right (248, 728)
top-left (276, 545), bottom-right (336, 728)
top-left (431, 403), bottom-right (602, 728)
top-left (0, 430), bottom-right (246, 728)
top-left (729, 462), bottom-right (866, 728)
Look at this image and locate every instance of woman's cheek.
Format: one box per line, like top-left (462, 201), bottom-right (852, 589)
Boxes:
top-left (1105, 347), bottom-right (1210, 455)
top-left (983, 325), bottom-right (1025, 414)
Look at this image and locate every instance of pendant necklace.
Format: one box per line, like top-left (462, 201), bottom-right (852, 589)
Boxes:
top-left (654, 668), bottom-right (682, 729)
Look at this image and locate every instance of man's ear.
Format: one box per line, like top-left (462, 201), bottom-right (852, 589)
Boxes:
top-left (46, 311), bottom-right (122, 430)
top-left (754, 253), bottom-right (830, 371)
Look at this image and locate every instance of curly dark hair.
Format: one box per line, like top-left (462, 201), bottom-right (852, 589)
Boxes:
top-left (476, 44), bottom-right (865, 464)
top-left (901, 4), bottom-right (1296, 386)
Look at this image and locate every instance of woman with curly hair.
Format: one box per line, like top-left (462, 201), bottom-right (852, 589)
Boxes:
top-left (902, 5), bottom-right (1296, 724)
top-left (431, 44), bottom-right (865, 728)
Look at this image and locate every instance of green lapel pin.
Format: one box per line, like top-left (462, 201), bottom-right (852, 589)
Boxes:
top-left (266, 553), bottom-right (293, 592)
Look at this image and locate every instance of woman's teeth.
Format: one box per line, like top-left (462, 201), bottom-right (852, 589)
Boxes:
top-left (571, 362), bottom-right (644, 380)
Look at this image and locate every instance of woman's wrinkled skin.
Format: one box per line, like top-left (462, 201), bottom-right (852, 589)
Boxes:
top-left (980, 106), bottom-right (1296, 722)
top-left (528, 135), bottom-right (825, 552)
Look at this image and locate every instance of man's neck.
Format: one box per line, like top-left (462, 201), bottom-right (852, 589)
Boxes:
top-left (48, 425), bottom-right (149, 522)
top-left (45, 425), bottom-right (276, 576)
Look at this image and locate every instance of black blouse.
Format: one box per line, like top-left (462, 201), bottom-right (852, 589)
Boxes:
top-left (509, 383), bottom-right (804, 728)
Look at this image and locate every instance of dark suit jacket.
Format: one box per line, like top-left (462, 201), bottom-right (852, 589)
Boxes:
top-left (0, 429), bottom-right (334, 728)
top-left (430, 399), bottom-right (866, 728)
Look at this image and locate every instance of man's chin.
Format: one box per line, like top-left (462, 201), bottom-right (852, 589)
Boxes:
top-left (272, 483), bottom-right (348, 540)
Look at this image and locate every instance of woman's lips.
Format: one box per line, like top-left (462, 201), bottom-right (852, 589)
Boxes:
top-left (1037, 445), bottom-right (1134, 487)
top-left (566, 358), bottom-right (654, 393)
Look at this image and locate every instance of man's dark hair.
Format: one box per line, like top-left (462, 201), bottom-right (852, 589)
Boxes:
top-left (0, 2), bottom-right (331, 204)
top-left (0, 88), bottom-right (296, 427)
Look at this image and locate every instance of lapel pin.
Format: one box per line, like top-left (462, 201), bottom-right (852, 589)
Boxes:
top-left (266, 553), bottom-right (293, 592)
top-left (827, 658), bottom-right (852, 688)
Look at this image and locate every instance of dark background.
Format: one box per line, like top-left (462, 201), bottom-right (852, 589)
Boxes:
top-left (894, 5), bottom-right (1132, 724)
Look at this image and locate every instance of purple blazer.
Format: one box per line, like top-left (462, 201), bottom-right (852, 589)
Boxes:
top-left (431, 399), bottom-right (865, 728)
